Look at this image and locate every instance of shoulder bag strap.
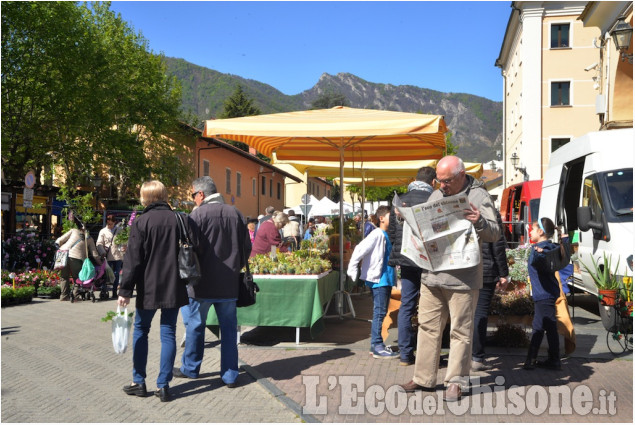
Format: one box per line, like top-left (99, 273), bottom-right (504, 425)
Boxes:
top-left (239, 216), bottom-right (251, 275)
top-left (174, 211), bottom-right (190, 245)
top-left (106, 226), bottom-right (119, 255)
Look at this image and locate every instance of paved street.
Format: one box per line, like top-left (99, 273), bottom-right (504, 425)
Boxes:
top-left (1, 297), bottom-right (303, 423)
top-left (1, 290), bottom-right (632, 423)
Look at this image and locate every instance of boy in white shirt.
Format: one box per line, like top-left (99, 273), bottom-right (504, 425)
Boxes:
top-left (347, 205), bottom-right (398, 358)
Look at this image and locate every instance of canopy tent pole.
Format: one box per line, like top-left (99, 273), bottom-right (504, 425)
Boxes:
top-left (361, 170), bottom-right (366, 240)
top-left (324, 143), bottom-right (355, 319)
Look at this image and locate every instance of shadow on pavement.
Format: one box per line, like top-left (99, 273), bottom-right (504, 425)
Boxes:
top-left (249, 348), bottom-right (355, 381)
top-left (1, 325), bottom-right (21, 336)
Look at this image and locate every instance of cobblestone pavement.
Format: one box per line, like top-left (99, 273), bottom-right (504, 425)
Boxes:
top-left (1, 291), bottom-right (632, 423)
top-left (1, 297), bottom-right (303, 423)
top-left (236, 291), bottom-right (633, 423)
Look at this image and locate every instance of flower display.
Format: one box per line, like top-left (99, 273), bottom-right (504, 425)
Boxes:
top-left (489, 287), bottom-right (534, 316)
top-left (507, 245), bottom-right (531, 284)
top-left (113, 210), bottom-right (141, 246)
top-left (249, 252), bottom-right (332, 275)
top-left (1, 233), bottom-right (57, 272)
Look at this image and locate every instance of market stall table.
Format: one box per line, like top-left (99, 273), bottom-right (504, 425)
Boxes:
top-left (206, 270), bottom-right (339, 344)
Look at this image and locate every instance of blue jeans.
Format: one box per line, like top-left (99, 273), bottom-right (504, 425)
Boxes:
top-left (472, 282), bottom-right (496, 362)
top-left (108, 260), bottom-right (123, 294)
top-left (180, 298), bottom-right (239, 384)
top-left (370, 286), bottom-right (392, 349)
top-left (132, 308), bottom-right (179, 389)
top-left (397, 266), bottom-right (421, 361)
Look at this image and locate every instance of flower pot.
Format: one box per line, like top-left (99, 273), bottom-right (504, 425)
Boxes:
top-left (598, 289), bottom-right (618, 306)
top-left (620, 301), bottom-right (633, 318)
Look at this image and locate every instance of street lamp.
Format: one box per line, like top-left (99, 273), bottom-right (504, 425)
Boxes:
top-left (510, 153), bottom-right (528, 181)
top-left (92, 174), bottom-right (103, 216)
top-left (610, 15), bottom-right (633, 64)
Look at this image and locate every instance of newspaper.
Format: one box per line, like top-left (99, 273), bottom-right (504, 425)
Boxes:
top-left (393, 193), bottom-right (480, 272)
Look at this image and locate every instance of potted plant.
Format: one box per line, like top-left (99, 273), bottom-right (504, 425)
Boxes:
top-left (581, 252), bottom-right (620, 306)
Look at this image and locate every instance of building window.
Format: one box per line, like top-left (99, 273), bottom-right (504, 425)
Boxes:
top-left (225, 168), bottom-right (232, 194)
top-left (236, 172), bottom-right (242, 197)
top-left (551, 81), bottom-right (570, 106)
top-left (277, 182), bottom-right (281, 200)
top-left (269, 179), bottom-right (273, 197)
top-left (551, 23), bottom-right (570, 48)
top-left (551, 138), bottom-right (571, 152)
top-left (317, 186), bottom-right (320, 198)
top-left (252, 178), bottom-right (256, 196)
top-left (203, 160), bottom-right (210, 177)
top-left (261, 176), bottom-right (266, 195)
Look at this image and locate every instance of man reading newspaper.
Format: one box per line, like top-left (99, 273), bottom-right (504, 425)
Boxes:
top-left (399, 156), bottom-right (500, 402)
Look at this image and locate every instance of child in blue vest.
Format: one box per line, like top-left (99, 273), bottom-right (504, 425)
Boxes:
top-left (347, 205), bottom-right (398, 358)
top-left (524, 217), bottom-right (566, 370)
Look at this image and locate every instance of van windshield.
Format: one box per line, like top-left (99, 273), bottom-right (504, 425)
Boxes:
top-left (603, 169), bottom-right (633, 217)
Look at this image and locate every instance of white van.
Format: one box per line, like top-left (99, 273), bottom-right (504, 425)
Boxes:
top-left (539, 128), bottom-right (633, 295)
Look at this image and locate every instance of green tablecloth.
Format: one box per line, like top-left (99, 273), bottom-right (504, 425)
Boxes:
top-left (206, 270), bottom-right (339, 338)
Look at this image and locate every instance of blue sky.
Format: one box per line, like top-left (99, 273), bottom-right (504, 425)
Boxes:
top-left (110, 1), bottom-right (512, 102)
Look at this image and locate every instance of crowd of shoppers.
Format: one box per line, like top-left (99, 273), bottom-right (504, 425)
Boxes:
top-left (74, 153), bottom-right (566, 404)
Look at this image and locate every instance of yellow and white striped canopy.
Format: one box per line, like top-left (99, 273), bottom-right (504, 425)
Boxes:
top-left (275, 158), bottom-right (483, 186)
top-left (203, 106), bottom-right (447, 162)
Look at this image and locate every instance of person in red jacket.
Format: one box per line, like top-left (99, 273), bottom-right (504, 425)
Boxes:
top-left (250, 211), bottom-right (290, 257)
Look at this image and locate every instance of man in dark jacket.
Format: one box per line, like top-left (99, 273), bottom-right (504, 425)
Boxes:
top-left (388, 166), bottom-right (436, 366)
top-left (174, 176), bottom-right (251, 388)
top-left (471, 210), bottom-right (509, 371)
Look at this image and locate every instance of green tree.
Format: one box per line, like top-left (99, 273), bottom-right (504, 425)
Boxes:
top-left (1, 1), bottom-right (185, 200)
top-left (219, 85), bottom-right (261, 119)
top-left (218, 84), bottom-right (262, 153)
top-left (310, 92), bottom-right (349, 109)
top-left (444, 130), bottom-right (459, 156)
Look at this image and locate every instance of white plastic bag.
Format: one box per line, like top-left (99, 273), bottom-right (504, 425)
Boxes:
top-left (112, 306), bottom-right (133, 354)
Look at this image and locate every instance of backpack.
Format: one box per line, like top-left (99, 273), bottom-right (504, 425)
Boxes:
top-left (541, 238), bottom-right (572, 273)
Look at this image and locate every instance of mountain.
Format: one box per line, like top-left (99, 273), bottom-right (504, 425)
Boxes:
top-left (163, 57), bottom-right (502, 162)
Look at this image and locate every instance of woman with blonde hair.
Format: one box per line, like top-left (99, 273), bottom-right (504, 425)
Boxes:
top-left (250, 211), bottom-right (290, 257)
top-left (118, 180), bottom-right (198, 402)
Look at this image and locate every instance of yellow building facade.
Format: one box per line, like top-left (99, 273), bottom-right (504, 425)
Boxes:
top-left (496, 1), bottom-right (602, 186)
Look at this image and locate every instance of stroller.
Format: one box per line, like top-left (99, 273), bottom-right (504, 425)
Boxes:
top-left (70, 262), bottom-right (110, 303)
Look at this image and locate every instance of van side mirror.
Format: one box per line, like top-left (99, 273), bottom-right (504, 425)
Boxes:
top-left (577, 206), bottom-right (611, 241)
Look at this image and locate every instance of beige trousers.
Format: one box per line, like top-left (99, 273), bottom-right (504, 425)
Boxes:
top-left (412, 285), bottom-right (479, 388)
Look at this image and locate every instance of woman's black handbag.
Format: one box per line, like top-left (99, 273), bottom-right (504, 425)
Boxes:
top-left (237, 244), bottom-right (259, 308)
top-left (174, 212), bottom-right (201, 283)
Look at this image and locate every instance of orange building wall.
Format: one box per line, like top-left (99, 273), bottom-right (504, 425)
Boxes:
top-left (195, 139), bottom-right (287, 219)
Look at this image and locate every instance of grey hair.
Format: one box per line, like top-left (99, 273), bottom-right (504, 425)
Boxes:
top-left (192, 176), bottom-right (217, 197)
top-left (265, 205), bottom-right (275, 215)
top-left (272, 211), bottom-right (289, 227)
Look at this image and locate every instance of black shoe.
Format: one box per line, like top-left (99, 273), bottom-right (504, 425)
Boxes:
top-left (226, 382), bottom-right (237, 388)
top-left (123, 383), bottom-right (147, 397)
top-left (172, 367), bottom-right (192, 379)
top-left (155, 386), bottom-right (170, 402)
top-left (536, 359), bottom-right (562, 370)
top-left (523, 359), bottom-right (537, 370)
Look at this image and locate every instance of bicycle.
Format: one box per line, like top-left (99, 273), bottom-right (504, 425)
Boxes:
top-left (605, 286), bottom-right (633, 355)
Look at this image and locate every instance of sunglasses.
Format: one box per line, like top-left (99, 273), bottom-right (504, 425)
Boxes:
top-left (435, 173), bottom-right (460, 185)
top-left (191, 191), bottom-right (200, 199)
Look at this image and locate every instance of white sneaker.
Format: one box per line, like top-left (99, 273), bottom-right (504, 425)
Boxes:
top-left (471, 360), bottom-right (491, 371)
